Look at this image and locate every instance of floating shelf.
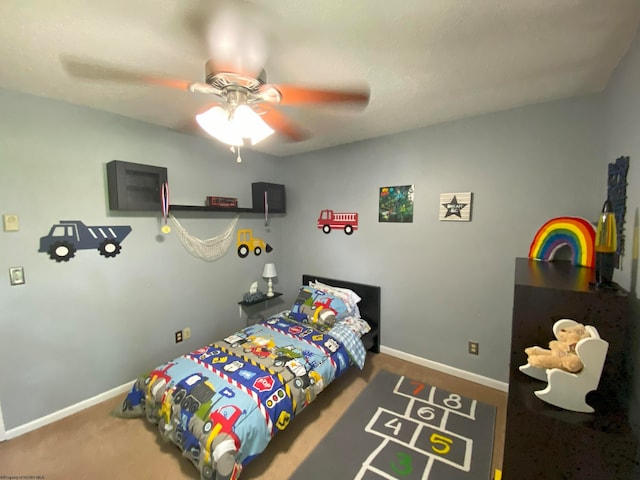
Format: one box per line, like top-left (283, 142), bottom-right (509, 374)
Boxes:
top-left (238, 292), bottom-right (283, 306)
top-left (170, 205), bottom-right (255, 213)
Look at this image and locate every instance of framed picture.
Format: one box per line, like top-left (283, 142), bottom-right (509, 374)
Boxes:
top-left (439, 192), bottom-right (472, 221)
top-left (379, 185), bottom-right (414, 223)
top-left (607, 156), bottom-right (629, 266)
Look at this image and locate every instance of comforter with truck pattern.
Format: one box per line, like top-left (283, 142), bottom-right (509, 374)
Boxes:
top-left (120, 312), bottom-right (364, 480)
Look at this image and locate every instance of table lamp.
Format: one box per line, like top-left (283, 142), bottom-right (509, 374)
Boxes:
top-left (263, 263), bottom-right (277, 297)
top-left (594, 199), bottom-right (617, 288)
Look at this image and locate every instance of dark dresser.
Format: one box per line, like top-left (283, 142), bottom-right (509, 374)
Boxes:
top-left (502, 258), bottom-right (636, 479)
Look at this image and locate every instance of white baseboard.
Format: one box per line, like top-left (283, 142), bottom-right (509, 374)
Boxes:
top-left (380, 345), bottom-right (509, 392)
top-left (0, 400), bottom-right (6, 442)
top-left (2, 380), bottom-right (134, 441)
top-left (2, 346), bottom-right (508, 442)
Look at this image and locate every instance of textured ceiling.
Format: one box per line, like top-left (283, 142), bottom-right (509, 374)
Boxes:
top-left (0, 0), bottom-right (639, 157)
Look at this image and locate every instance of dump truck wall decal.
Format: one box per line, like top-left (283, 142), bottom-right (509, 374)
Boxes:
top-left (39, 220), bottom-right (132, 262)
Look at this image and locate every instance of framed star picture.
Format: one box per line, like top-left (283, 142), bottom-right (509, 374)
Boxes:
top-left (439, 192), bottom-right (473, 221)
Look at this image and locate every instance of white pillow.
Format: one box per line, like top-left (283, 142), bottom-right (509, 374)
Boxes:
top-left (339, 315), bottom-right (371, 336)
top-left (309, 280), bottom-right (362, 316)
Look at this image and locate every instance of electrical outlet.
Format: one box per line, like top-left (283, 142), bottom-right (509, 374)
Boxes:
top-left (175, 330), bottom-right (183, 343)
top-left (468, 341), bottom-right (479, 355)
top-left (3, 214), bottom-right (19, 232)
top-left (183, 327), bottom-right (191, 340)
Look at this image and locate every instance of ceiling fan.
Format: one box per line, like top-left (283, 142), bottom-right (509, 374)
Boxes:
top-left (187, 61), bottom-right (370, 145)
top-left (59, 0), bottom-right (370, 152)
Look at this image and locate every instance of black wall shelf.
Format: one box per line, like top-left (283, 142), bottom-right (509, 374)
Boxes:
top-left (238, 292), bottom-right (282, 306)
top-left (170, 205), bottom-right (256, 213)
top-left (107, 160), bottom-right (168, 211)
top-left (252, 182), bottom-right (286, 214)
top-left (169, 183), bottom-right (285, 215)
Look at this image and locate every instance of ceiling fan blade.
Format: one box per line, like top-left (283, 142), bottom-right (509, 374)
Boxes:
top-left (258, 106), bottom-right (309, 142)
top-left (59, 55), bottom-right (193, 91)
top-left (186, 0), bottom-right (273, 79)
top-left (266, 84), bottom-right (370, 108)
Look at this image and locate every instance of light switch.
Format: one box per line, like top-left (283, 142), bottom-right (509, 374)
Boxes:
top-left (9, 267), bottom-right (25, 285)
top-left (3, 214), bottom-right (19, 232)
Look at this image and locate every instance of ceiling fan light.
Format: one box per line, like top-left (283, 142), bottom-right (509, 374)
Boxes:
top-left (233, 105), bottom-right (274, 145)
top-left (196, 104), bottom-right (274, 147)
top-left (196, 106), bottom-right (243, 146)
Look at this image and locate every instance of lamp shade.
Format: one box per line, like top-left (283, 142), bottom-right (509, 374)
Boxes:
top-left (195, 104), bottom-right (274, 147)
top-left (195, 106), bottom-right (242, 146)
top-left (262, 263), bottom-right (277, 278)
top-left (234, 105), bottom-right (275, 145)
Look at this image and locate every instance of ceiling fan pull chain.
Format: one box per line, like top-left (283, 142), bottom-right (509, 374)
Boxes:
top-left (230, 145), bottom-right (242, 163)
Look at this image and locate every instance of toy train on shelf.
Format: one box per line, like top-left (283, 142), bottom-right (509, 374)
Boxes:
top-left (206, 196), bottom-right (238, 208)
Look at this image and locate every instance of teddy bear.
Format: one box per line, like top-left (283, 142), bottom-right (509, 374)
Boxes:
top-left (524, 323), bottom-right (591, 373)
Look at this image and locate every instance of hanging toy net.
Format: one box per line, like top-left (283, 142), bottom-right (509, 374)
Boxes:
top-left (169, 214), bottom-right (239, 262)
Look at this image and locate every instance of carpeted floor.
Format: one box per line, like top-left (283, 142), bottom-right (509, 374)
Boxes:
top-left (0, 353), bottom-right (506, 480)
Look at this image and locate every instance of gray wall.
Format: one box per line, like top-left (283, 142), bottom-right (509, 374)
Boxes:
top-left (0, 90), bottom-right (286, 430)
top-left (3, 27), bottom-right (640, 432)
top-left (601, 26), bottom-right (640, 458)
top-left (277, 96), bottom-right (605, 383)
top-left (603, 29), bottom-right (640, 293)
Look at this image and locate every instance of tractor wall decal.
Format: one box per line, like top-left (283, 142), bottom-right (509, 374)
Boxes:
top-left (236, 228), bottom-right (273, 258)
top-left (39, 220), bottom-right (132, 262)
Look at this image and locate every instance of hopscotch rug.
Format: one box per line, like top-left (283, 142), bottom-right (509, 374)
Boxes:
top-left (290, 369), bottom-right (497, 480)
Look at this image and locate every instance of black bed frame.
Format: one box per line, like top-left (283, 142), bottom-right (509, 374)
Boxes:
top-left (302, 274), bottom-right (381, 354)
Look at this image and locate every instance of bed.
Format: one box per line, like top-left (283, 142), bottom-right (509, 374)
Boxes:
top-left (119, 275), bottom-right (381, 480)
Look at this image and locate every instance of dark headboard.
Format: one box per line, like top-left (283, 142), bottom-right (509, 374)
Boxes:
top-left (302, 274), bottom-right (381, 353)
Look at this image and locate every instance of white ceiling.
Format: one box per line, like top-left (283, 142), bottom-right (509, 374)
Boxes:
top-left (1, 0), bottom-right (639, 157)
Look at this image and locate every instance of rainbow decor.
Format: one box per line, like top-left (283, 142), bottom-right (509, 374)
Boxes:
top-left (528, 217), bottom-right (596, 268)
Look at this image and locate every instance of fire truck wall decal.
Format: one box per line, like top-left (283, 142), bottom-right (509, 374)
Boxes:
top-left (317, 210), bottom-right (359, 235)
top-left (439, 192), bottom-right (473, 221)
top-left (39, 220), bottom-right (132, 262)
top-left (236, 228), bottom-right (273, 258)
top-left (379, 185), bottom-right (414, 223)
